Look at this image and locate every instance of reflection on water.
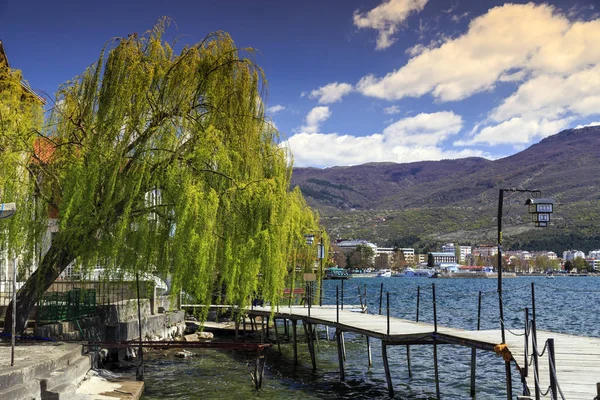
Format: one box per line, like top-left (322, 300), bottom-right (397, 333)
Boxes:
top-left (141, 276), bottom-right (600, 399)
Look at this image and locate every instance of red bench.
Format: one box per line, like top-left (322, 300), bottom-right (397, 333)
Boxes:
top-left (282, 288), bottom-right (305, 304)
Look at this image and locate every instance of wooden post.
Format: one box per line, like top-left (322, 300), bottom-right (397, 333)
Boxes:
top-left (406, 346), bottom-right (412, 377)
top-left (548, 339), bottom-right (557, 400)
top-left (307, 322), bottom-right (317, 371)
top-left (259, 347), bottom-right (266, 389)
top-left (532, 319), bottom-right (540, 400)
top-left (379, 282), bottom-right (384, 315)
top-left (273, 318), bottom-right (282, 354)
top-left (434, 342), bottom-right (440, 400)
top-left (308, 283), bottom-right (311, 317)
top-left (505, 356), bottom-right (513, 400)
top-left (432, 283), bottom-right (437, 332)
top-left (531, 282), bottom-right (536, 324)
top-left (386, 291), bottom-right (390, 336)
top-left (341, 279), bottom-right (345, 310)
top-left (523, 308), bottom-right (529, 379)
top-left (341, 332), bottom-right (346, 361)
top-left (253, 349), bottom-right (259, 389)
top-left (314, 324), bottom-right (320, 352)
top-left (416, 286), bottom-right (420, 322)
top-left (135, 271), bottom-right (144, 381)
top-left (470, 290), bottom-right (482, 397)
top-left (432, 283), bottom-right (440, 399)
top-left (336, 328), bottom-right (345, 382)
top-left (366, 336), bottom-right (372, 367)
top-left (407, 285), bottom-right (419, 378)
top-left (382, 341), bottom-right (394, 397)
top-left (266, 316), bottom-right (270, 339)
top-left (292, 319), bottom-right (298, 365)
top-left (336, 286), bottom-right (340, 323)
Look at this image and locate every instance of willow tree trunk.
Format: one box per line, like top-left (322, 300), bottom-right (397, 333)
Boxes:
top-left (3, 244), bottom-right (74, 335)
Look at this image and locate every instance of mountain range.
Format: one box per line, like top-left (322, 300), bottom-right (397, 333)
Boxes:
top-left (291, 126), bottom-right (600, 254)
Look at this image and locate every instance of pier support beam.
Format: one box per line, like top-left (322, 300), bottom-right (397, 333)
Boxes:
top-left (292, 319), bottom-right (298, 365)
top-left (306, 322), bottom-right (317, 371)
top-left (382, 341), bottom-right (393, 397)
top-left (273, 318), bottom-right (281, 354)
top-left (341, 332), bottom-right (346, 361)
top-left (366, 336), bottom-right (372, 368)
top-left (470, 347), bottom-right (477, 397)
top-left (433, 342), bottom-right (440, 400)
top-left (505, 361), bottom-right (513, 400)
top-left (336, 328), bottom-right (345, 382)
top-left (406, 345), bottom-right (412, 377)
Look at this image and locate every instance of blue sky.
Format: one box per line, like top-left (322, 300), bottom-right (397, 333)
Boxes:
top-left (2, 0), bottom-right (599, 168)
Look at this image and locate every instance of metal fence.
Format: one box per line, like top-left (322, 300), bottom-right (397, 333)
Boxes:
top-left (0, 275), bottom-right (162, 341)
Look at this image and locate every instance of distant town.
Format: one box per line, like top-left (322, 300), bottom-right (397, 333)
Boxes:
top-left (332, 239), bottom-right (599, 274)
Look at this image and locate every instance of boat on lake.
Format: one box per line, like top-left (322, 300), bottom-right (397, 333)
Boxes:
top-left (323, 267), bottom-right (351, 280)
top-left (393, 267), bottom-right (435, 277)
top-left (377, 269), bottom-right (392, 277)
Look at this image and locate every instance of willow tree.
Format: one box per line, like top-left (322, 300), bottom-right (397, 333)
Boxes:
top-left (1, 20), bottom-right (320, 335)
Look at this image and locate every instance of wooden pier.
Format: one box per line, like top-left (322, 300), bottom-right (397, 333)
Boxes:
top-left (247, 304), bottom-right (600, 399)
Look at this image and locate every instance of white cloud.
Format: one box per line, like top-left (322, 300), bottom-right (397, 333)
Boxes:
top-left (575, 121), bottom-right (600, 129)
top-left (491, 65), bottom-right (600, 122)
top-left (353, 0), bottom-right (429, 50)
top-left (457, 117), bottom-right (574, 146)
top-left (309, 82), bottom-right (353, 104)
top-left (383, 111), bottom-right (463, 146)
top-left (356, 3), bottom-right (579, 102)
top-left (355, 3), bottom-right (600, 149)
top-left (300, 106), bottom-right (331, 133)
top-left (285, 111), bottom-right (482, 167)
top-left (267, 105), bottom-right (285, 114)
top-left (383, 105), bottom-right (401, 114)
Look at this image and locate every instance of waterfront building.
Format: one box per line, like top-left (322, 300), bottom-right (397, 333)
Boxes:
top-left (587, 259), bottom-right (600, 270)
top-left (472, 245), bottom-right (498, 257)
top-left (441, 243), bottom-right (455, 254)
top-left (430, 252), bottom-right (456, 264)
top-left (337, 239), bottom-right (377, 253)
top-left (458, 246), bottom-right (472, 263)
top-left (563, 250), bottom-right (586, 261)
top-left (588, 249), bottom-right (600, 259)
top-left (377, 247), bottom-right (415, 264)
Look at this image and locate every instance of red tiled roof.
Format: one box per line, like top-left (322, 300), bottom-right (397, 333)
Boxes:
top-left (33, 137), bottom-right (56, 164)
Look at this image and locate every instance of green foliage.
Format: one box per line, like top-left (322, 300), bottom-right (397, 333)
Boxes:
top-left (1, 20), bottom-right (323, 329)
top-left (0, 59), bottom-right (44, 261)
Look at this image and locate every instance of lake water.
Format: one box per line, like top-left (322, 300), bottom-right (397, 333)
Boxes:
top-left (140, 276), bottom-right (600, 399)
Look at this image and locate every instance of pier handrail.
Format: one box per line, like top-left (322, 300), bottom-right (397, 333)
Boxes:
top-left (529, 319), bottom-right (565, 400)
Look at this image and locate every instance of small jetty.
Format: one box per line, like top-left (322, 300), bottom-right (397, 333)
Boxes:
top-left (243, 284), bottom-right (600, 400)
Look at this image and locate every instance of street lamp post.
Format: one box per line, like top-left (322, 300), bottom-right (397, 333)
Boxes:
top-left (496, 189), bottom-right (553, 400)
top-left (1, 202), bottom-right (17, 367)
top-left (304, 233), bottom-right (325, 306)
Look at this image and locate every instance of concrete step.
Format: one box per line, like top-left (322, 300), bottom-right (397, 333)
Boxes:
top-left (0, 379), bottom-right (40, 400)
top-left (41, 382), bottom-right (76, 400)
top-left (39, 355), bottom-right (91, 400)
top-left (0, 344), bottom-right (82, 391)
